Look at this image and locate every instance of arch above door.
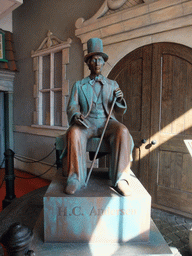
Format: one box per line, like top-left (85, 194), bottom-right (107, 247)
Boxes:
top-left (75, 0), bottom-right (192, 77)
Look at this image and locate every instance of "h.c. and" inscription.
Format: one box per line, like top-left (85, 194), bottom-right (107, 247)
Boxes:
top-left (58, 206), bottom-right (137, 217)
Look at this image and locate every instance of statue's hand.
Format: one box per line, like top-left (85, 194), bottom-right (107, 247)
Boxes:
top-left (114, 88), bottom-right (123, 101)
top-left (74, 113), bottom-right (86, 126)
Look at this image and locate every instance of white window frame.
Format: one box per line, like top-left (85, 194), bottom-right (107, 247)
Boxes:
top-left (0, 33), bottom-right (3, 59)
top-left (31, 31), bottom-right (72, 129)
top-left (0, 30), bottom-right (8, 62)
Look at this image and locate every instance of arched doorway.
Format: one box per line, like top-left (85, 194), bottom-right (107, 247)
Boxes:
top-left (109, 42), bottom-right (192, 217)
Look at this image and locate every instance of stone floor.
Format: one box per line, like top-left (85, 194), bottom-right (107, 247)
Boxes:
top-left (151, 208), bottom-right (192, 256)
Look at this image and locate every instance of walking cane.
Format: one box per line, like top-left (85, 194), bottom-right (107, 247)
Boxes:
top-left (85, 95), bottom-right (117, 186)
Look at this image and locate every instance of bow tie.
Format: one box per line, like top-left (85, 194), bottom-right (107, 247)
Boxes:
top-left (95, 76), bottom-right (102, 82)
top-left (89, 75), bottom-right (103, 85)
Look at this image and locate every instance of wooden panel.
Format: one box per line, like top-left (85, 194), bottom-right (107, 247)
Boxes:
top-left (186, 64), bottom-right (192, 135)
top-left (161, 54), bottom-right (188, 135)
top-left (125, 58), bottom-right (142, 131)
top-left (172, 55), bottom-right (186, 134)
top-left (157, 186), bottom-right (192, 214)
top-left (181, 153), bottom-right (192, 192)
top-left (159, 134), bottom-right (190, 153)
top-left (149, 43), bottom-right (162, 199)
top-left (158, 151), bottom-right (183, 190)
top-left (113, 57), bottom-right (142, 132)
top-left (109, 46), bottom-right (152, 135)
top-left (160, 54), bottom-right (173, 134)
top-left (185, 109), bottom-right (192, 135)
top-left (131, 147), bottom-right (140, 179)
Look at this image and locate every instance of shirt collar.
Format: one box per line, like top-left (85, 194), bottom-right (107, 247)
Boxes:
top-left (89, 75), bottom-right (106, 86)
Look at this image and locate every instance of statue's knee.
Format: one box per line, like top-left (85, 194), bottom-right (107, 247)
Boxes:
top-left (118, 124), bottom-right (129, 138)
top-left (67, 126), bottom-right (80, 139)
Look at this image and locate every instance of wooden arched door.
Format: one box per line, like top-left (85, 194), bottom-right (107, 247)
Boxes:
top-left (109, 43), bottom-right (192, 217)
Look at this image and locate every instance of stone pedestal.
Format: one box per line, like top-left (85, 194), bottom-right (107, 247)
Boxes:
top-left (32, 212), bottom-right (173, 255)
top-left (44, 169), bottom-right (151, 243)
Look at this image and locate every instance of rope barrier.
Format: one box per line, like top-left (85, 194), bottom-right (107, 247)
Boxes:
top-left (14, 146), bottom-right (56, 179)
top-left (15, 161), bottom-right (57, 180)
top-left (14, 146), bottom-right (56, 164)
top-left (0, 176), bottom-right (5, 188)
top-left (0, 158), bottom-right (5, 188)
top-left (0, 157), bottom-right (5, 169)
top-left (0, 146), bottom-right (56, 182)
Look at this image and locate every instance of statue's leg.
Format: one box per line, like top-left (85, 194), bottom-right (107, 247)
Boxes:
top-left (65, 125), bottom-right (89, 194)
top-left (105, 120), bottom-right (132, 195)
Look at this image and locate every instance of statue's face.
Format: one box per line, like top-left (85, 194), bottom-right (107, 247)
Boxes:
top-left (88, 55), bottom-right (105, 76)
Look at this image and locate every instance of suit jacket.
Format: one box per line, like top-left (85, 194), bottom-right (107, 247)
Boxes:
top-left (67, 75), bottom-right (127, 125)
top-left (59, 75), bottom-right (128, 160)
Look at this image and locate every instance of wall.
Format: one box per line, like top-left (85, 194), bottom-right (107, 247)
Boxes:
top-left (12, 0), bottom-right (103, 178)
top-left (0, 13), bottom-right (12, 32)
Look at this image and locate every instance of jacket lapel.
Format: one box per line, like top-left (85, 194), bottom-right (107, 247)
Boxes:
top-left (101, 76), bottom-right (112, 113)
top-left (81, 77), bottom-right (93, 112)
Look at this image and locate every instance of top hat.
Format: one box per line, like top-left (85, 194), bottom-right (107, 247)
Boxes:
top-left (84, 38), bottom-right (108, 63)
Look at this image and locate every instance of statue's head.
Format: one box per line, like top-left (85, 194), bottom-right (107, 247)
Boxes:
top-left (87, 55), bottom-right (105, 76)
top-left (85, 38), bottom-right (108, 76)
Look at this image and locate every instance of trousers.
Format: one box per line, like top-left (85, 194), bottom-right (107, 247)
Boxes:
top-left (66, 116), bottom-right (132, 186)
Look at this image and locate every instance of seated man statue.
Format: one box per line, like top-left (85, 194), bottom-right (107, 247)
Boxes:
top-left (64, 38), bottom-right (133, 196)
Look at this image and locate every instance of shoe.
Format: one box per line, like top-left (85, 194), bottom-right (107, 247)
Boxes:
top-left (115, 179), bottom-right (132, 196)
top-left (65, 179), bottom-right (80, 195)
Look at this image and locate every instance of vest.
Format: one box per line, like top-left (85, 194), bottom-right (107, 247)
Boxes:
top-left (88, 82), bottom-right (106, 119)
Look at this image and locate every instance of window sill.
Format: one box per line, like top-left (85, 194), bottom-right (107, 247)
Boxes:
top-left (14, 125), bottom-right (68, 137)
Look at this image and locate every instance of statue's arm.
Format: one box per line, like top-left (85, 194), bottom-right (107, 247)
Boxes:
top-left (113, 81), bottom-right (127, 115)
top-left (67, 82), bottom-right (81, 125)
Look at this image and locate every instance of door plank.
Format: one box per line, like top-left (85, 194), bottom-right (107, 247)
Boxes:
top-left (161, 54), bottom-right (173, 134)
top-left (159, 134), bottom-right (190, 153)
top-left (182, 154), bottom-right (192, 193)
top-left (172, 55), bottom-right (187, 134)
top-left (186, 64), bottom-right (192, 135)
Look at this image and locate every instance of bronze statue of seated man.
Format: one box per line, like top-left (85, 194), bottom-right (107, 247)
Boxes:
top-left (64, 38), bottom-right (133, 196)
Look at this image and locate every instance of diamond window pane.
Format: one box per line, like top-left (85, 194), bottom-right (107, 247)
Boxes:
top-left (42, 55), bottom-right (50, 89)
top-left (54, 91), bottom-right (62, 126)
top-left (42, 92), bottom-right (50, 125)
top-left (54, 51), bottom-right (62, 88)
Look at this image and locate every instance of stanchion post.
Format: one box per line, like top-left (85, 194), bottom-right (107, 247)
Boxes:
top-left (0, 223), bottom-right (35, 256)
top-left (2, 149), bottom-right (16, 209)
